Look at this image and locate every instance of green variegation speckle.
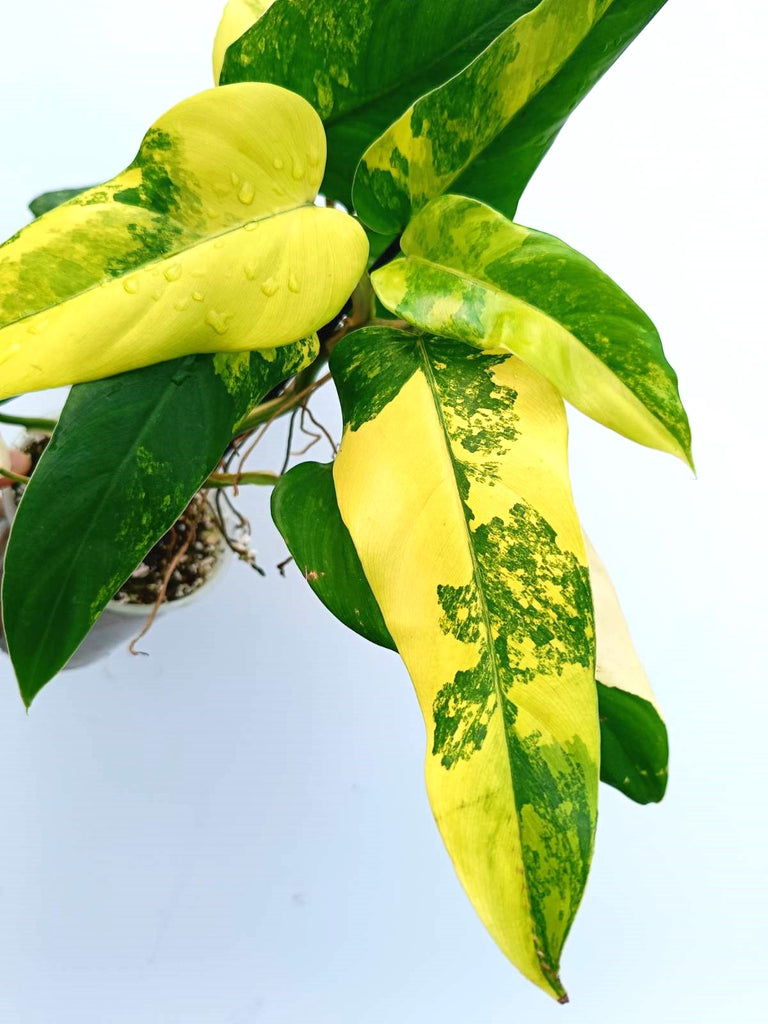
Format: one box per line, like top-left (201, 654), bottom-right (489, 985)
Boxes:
top-left (433, 503), bottom-right (593, 769)
top-left (213, 350), bottom-right (253, 391)
top-left (511, 730), bottom-right (595, 977)
top-left (422, 337), bottom-right (516, 469)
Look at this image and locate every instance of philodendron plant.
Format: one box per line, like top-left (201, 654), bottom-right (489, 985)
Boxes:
top-left (0, 0), bottom-right (689, 1003)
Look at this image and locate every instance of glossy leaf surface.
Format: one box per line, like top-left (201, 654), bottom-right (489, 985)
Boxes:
top-left (588, 538), bottom-right (668, 803)
top-left (220, 0), bottom-right (539, 207)
top-left (0, 83), bottom-right (367, 401)
top-left (3, 338), bottom-right (317, 705)
top-left (373, 195), bottom-right (691, 464)
top-left (212, 0), bottom-right (277, 84)
top-left (331, 325), bottom-right (598, 1000)
top-left (271, 460), bottom-right (395, 650)
top-left (354, 0), bottom-right (668, 231)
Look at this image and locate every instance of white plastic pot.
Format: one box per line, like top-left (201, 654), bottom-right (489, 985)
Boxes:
top-left (55, 527), bottom-right (231, 669)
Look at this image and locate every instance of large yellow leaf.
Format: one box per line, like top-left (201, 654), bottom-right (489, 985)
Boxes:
top-left (331, 326), bottom-right (599, 1000)
top-left (212, 0), bottom-right (277, 84)
top-left (0, 83), bottom-right (368, 401)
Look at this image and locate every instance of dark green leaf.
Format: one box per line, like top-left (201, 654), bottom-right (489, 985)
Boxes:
top-left (597, 682), bottom-right (668, 804)
top-left (3, 340), bottom-right (317, 705)
top-left (271, 460), bottom-right (395, 650)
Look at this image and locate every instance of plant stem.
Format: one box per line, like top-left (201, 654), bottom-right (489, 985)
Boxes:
top-left (0, 412), bottom-right (57, 431)
top-left (0, 467), bottom-right (30, 485)
top-left (205, 471), bottom-right (279, 489)
top-left (233, 368), bottom-right (331, 437)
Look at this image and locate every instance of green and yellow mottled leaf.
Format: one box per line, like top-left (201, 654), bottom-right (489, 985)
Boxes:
top-left (212, 0), bottom-right (277, 84)
top-left (373, 195), bottom-right (691, 464)
top-left (271, 460), bottom-right (395, 650)
top-left (0, 83), bottom-right (367, 402)
top-left (586, 537), bottom-right (668, 804)
top-left (330, 325), bottom-right (598, 1000)
top-left (220, 0), bottom-right (540, 208)
top-left (353, 0), bottom-right (668, 232)
top-left (2, 336), bottom-right (318, 705)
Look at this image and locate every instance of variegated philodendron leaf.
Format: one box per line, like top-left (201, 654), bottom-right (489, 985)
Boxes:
top-left (219, 0), bottom-right (541, 208)
top-left (373, 195), bottom-right (692, 465)
top-left (586, 537), bottom-right (668, 804)
top-left (353, 0), bottom-right (668, 232)
top-left (212, 0), bottom-right (277, 84)
top-left (0, 83), bottom-right (367, 402)
top-left (330, 325), bottom-right (599, 1001)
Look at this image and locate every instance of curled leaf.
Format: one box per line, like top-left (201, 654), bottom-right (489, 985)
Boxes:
top-left (0, 83), bottom-right (367, 401)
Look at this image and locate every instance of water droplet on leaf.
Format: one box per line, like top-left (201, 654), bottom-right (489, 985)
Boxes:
top-left (238, 181), bottom-right (255, 205)
top-left (205, 309), bottom-right (232, 335)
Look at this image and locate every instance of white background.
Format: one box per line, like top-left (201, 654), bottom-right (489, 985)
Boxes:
top-left (0, 1), bottom-right (766, 1021)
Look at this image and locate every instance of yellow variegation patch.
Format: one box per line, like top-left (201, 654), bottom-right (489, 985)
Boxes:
top-left (587, 537), bottom-right (658, 707)
top-left (0, 83), bottom-right (367, 401)
top-left (331, 326), bottom-right (599, 1000)
top-left (213, 0), bottom-right (277, 84)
